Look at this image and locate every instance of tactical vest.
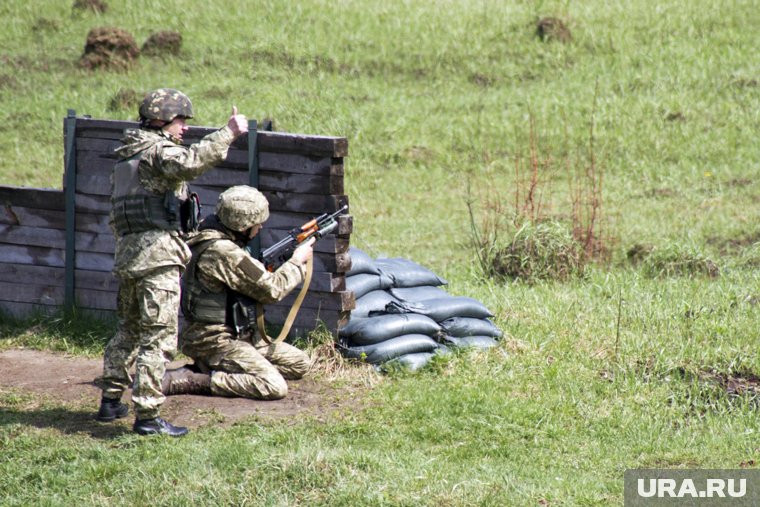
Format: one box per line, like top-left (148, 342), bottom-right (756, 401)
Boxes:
top-left (181, 239), bottom-right (228, 324)
top-left (181, 233), bottom-right (260, 335)
top-left (110, 152), bottom-right (183, 237)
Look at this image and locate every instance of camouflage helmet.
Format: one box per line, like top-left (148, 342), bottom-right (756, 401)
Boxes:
top-left (217, 186), bottom-right (270, 232)
top-left (139, 88), bottom-right (194, 122)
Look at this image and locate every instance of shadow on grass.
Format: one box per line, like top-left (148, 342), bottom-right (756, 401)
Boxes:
top-left (0, 405), bottom-right (133, 439)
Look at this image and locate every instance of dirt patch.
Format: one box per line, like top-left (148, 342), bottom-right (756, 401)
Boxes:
top-left (142, 31), bottom-right (183, 57)
top-left (536, 17), bottom-right (572, 43)
top-left (0, 348), bottom-right (362, 438)
top-left (72, 0), bottom-right (108, 14)
top-left (79, 27), bottom-right (139, 70)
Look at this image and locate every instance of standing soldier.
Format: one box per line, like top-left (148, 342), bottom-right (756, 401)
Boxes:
top-left (161, 185), bottom-right (314, 400)
top-left (94, 89), bottom-right (248, 437)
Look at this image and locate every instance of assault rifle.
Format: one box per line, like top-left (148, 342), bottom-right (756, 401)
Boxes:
top-left (235, 204), bottom-right (348, 343)
top-left (249, 204), bottom-right (349, 271)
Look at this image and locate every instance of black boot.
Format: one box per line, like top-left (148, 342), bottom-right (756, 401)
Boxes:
top-left (161, 367), bottom-right (212, 396)
top-left (96, 397), bottom-right (129, 422)
top-left (133, 417), bottom-right (188, 437)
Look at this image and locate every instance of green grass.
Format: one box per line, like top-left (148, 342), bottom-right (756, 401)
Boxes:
top-left (2, 0), bottom-right (760, 505)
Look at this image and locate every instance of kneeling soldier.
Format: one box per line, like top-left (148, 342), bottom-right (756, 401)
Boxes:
top-left (163, 186), bottom-right (314, 399)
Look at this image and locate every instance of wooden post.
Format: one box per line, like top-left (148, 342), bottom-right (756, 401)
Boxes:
top-left (247, 119), bottom-right (260, 258)
top-left (63, 109), bottom-right (77, 313)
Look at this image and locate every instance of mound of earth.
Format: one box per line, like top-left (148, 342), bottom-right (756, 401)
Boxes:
top-left (0, 348), bottom-right (358, 438)
top-left (142, 31), bottom-right (183, 56)
top-left (80, 27), bottom-right (139, 70)
top-left (72, 0), bottom-right (108, 14)
top-left (536, 17), bottom-right (572, 43)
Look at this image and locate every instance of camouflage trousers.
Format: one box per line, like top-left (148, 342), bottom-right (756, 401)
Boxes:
top-left (180, 323), bottom-right (310, 400)
top-left (94, 266), bottom-right (181, 419)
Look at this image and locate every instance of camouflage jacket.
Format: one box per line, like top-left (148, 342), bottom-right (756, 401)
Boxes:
top-left (111, 126), bottom-right (235, 277)
top-left (184, 227), bottom-right (306, 308)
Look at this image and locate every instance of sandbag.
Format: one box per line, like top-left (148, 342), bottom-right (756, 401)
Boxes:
top-left (346, 247), bottom-right (380, 276)
top-left (382, 296), bottom-right (494, 322)
top-left (352, 290), bottom-right (399, 318)
top-left (381, 352), bottom-right (434, 372)
top-left (375, 257), bottom-right (448, 288)
top-left (389, 285), bottom-right (449, 302)
top-left (342, 334), bottom-right (438, 364)
top-left (442, 335), bottom-right (499, 350)
top-left (339, 313), bottom-right (441, 345)
top-left (346, 272), bottom-right (393, 300)
top-left (439, 317), bottom-right (502, 338)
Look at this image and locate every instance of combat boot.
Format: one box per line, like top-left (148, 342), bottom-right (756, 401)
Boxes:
top-left (96, 396), bottom-right (129, 422)
top-left (133, 417), bottom-right (188, 437)
top-left (161, 367), bottom-right (212, 396)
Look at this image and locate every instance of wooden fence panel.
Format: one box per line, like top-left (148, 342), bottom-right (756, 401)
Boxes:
top-left (0, 115), bottom-right (353, 337)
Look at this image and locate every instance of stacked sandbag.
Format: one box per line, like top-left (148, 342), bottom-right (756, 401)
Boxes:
top-left (340, 247), bottom-right (502, 371)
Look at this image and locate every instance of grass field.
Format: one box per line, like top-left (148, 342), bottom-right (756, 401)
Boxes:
top-left (1, 0), bottom-right (760, 505)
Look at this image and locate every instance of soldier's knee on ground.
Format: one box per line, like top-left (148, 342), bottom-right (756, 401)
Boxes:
top-left (262, 375), bottom-right (288, 400)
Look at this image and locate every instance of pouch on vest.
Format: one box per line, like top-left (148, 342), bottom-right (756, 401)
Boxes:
top-left (228, 292), bottom-right (258, 337)
top-left (180, 192), bottom-right (202, 233)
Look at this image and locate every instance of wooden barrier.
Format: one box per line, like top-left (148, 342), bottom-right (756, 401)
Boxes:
top-left (0, 115), bottom-right (353, 336)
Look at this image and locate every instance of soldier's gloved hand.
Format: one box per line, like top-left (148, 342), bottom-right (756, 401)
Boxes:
top-left (291, 238), bottom-right (315, 266)
top-left (227, 106), bottom-right (248, 138)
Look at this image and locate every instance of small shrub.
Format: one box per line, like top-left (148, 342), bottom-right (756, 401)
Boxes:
top-left (635, 243), bottom-right (720, 278)
top-left (488, 219), bottom-right (585, 283)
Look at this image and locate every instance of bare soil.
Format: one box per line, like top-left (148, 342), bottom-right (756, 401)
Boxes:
top-left (0, 348), bottom-right (359, 438)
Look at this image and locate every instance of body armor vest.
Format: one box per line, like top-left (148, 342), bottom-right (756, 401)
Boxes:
top-left (111, 152), bottom-right (201, 237)
top-left (181, 226), bottom-right (259, 335)
top-left (181, 239), bottom-right (229, 324)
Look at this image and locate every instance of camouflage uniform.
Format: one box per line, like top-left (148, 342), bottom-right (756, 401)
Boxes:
top-left (95, 90), bottom-right (236, 420)
top-left (180, 197), bottom-right (310, 400)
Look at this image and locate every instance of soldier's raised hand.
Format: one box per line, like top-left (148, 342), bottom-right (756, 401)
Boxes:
top-left (227, 106), bottom-right (248, 138)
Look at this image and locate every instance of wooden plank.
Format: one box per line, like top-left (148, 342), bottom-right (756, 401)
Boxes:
top-left (76, 193), bottom-right (110, 214)
top-left (0, 244), bottom-right (114, 272)
top-left (0, 224), bottom-right (114, 254)
top-left (76, 137), bottom-right (122, 158)
top-left (75, 268), bottom-right (119, 291)
top-left (0, 264), bottom-right (119, 292)
top-left (74, 173), bottom-right (109, 196)
top-left (77, 140), bottom-right (250, 172)
top-left (0, 280), bottom-right (62, 306)
top-left (258, 152), bottom-right (344, 176)
top-left (275, 290), bottom-right (355, 312)
top-left (75, 118), bottom-right (348, 158)
top-left (186, 126), bottom-right (348, 158)
top-left (75, 288), bottom-right (117, 311)
top-left (0, 301), bottom-right (58, 317)
top-left (76, 165), bottom-right (344, 197)
top-left (1, 205), bottom-right (111, 234)
top-left (0, 263), bottom-right (63, 286)
top-left (0, 279), bottom-right (117, 311)
top-left (75, 137), bottom-right (346, 178)
top-left (0, 264), bottom-right (121, 294)
top-left (259, 305), bottom-right (347, 333)
top-left (0, 224), bottom-right (64, 250)
top-left (0, 187), bottom-right (64, 211)
top-left (74, 118), bottom-right (136, 139)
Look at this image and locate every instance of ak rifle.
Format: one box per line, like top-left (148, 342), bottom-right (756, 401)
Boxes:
top-left (253, 204), bottom-right (349, 271)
